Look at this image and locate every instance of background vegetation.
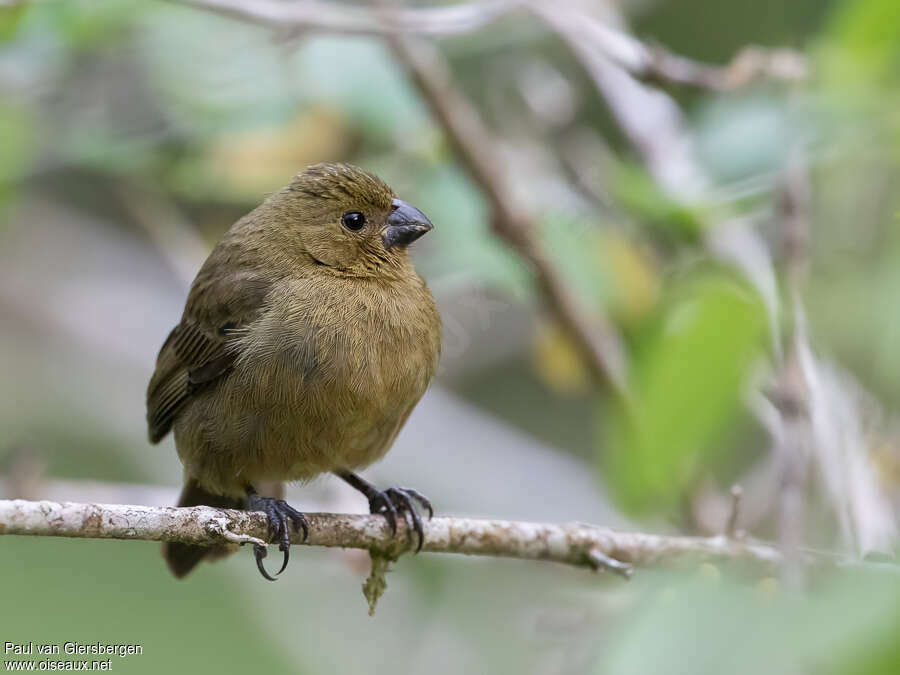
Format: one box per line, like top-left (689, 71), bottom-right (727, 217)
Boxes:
top-left (2, 0), bottom-right (900, 672)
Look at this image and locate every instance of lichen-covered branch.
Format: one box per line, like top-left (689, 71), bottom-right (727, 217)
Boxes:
top-left (0, 498), bottom-right (875, 578)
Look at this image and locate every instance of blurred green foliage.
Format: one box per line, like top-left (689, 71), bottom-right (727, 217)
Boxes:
top-left (602, 570), bottom-right (900, 675)
top-left (414, 163), bottom-right (529, 293)
top-left (822, 0), bottom-right (900, 88)
top-left (0, 537), bottom-right (297, 674)
top-left (609, 162), bottom-right (706, 240)
top-left (605, 270), bottom-right (766, 514)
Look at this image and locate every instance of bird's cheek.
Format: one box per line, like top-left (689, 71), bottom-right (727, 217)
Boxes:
top-left (304, 235), bottom-right (351, 268)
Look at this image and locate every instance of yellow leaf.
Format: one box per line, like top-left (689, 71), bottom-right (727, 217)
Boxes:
top-left (598, 232), bottom-right (660, 324)
top-left (531, 322), bottom-right (590, 395)
top-left (208, 107), bottom-right (350, 198)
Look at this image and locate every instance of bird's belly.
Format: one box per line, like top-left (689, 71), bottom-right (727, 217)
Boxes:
top-left (175, 277), bottom-right (440, 496)
top-left (248, 392), bottom-right (412, 482)
top-left (178, 349), bottom-right (427, 493)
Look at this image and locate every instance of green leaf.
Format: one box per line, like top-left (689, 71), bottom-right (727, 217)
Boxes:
top-left (603, 271), bottom-right (767, 514)
top-left (609, 162), bottom-right (707, 241)
top-left (821, 0), bottom-right (900, 88)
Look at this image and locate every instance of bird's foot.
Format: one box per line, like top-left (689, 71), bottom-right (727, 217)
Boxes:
top-left (367, 487), bottom-right (433, 553)
top-left (246, 493), bottom-right (309, 581)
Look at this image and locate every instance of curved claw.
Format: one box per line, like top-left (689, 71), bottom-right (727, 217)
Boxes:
top-left (254, 544), bottom-right (278, 582)
top-left (405, 501), bottom-right (425, 553)
top-left (369, 493), bottom-right (399, 535)
top-left (386, 488), bottom-right (426, 552)
top-left (400, 487), bottom-right (433, 520)
top-left (276, 541), bottom-right (290, 576)
top-left (364, 486), bottom-right (432, 553)
top-left (247, 494), bottom-right (307, 580)
top-left (286, 508), bottom-right (310, 542)
top-left (274, 508), bottom-right (308, 576)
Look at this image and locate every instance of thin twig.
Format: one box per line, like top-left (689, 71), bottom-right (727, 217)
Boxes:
top-left (725, 484), bottom-right (743, 539)
top-left (0, 498), bottom-right (874, 575)
top-left (528, 2), bottom-right (806, 92)
top-left (587, 548), bottom-right (633, 579)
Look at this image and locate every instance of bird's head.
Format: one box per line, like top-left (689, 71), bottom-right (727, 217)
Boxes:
top-left (276, 163), bottom-right (433, 277)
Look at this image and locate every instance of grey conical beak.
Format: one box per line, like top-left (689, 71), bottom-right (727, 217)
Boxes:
top-left (383, 198), bottom-right (434, 249)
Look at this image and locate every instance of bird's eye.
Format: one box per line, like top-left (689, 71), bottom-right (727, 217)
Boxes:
top-left (341, 211), bottom-right (366, 232)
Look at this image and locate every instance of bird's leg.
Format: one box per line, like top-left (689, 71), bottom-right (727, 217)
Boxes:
top-left (245, 486), bottom-right (309, 581)
top-left (335, 471), bottom-right (433, 552)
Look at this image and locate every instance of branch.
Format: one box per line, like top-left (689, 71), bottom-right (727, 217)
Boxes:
top-left (0, 498), bottom-right (855, 576)
top-left (527, 2), bottom-right (806, 92)
top-left (165, 0), bottom-right (518, 36)
top-left (165, 0), bottom-right (806, 91)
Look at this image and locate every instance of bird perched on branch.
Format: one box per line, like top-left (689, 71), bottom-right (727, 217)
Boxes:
top-left (146, 163), bottom-right (441, 580)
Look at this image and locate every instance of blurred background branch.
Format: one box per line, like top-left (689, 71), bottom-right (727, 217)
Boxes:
top-left (168, 0), bottom-right (807, 90)
top-left (168, 0), bottom-right (519, 37)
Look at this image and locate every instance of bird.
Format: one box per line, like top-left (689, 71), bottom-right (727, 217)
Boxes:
top-left (146, 163), bottom-right (442, 580)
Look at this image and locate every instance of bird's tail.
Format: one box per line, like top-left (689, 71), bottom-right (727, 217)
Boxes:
top-left (162, 478), bottom-right (245, 578)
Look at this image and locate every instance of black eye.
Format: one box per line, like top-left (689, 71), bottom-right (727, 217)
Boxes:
top-left (341, 211), bottom-right (366, 232)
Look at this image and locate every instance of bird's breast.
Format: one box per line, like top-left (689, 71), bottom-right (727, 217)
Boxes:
top-left (220, 273), bottom-right (441, 479)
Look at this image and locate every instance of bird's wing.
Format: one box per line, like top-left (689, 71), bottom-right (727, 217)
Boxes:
top-left (146, 268), bottom-right (271, 444)
top-left (146, 321), bottom-right (231, 443)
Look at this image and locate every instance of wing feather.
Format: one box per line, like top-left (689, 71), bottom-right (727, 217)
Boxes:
top-left (146, 267), bottom-right (271, 444)
top-left (146, 322), bottom-right (229, 443)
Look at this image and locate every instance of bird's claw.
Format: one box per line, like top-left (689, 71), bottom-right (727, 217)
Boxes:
top-left (368, 487), bottom-right (433, 553)
top-left (253, 543), bottom-right (277, 581)
top-left (247, 494), bottom-right (309, 581)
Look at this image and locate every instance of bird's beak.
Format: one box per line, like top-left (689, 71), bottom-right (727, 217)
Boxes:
top-left (383, 199), bottom-right (434, 250)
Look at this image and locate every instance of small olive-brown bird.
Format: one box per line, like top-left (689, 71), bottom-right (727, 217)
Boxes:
top-left (146, 163), bottom-right (441, 580)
